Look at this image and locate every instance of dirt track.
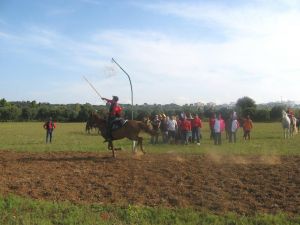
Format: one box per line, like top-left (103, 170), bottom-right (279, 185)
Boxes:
top-left (0, 150), bottom-right (299, 215)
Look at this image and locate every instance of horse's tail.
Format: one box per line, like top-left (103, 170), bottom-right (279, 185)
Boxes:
top-left (138, 122), bottom-right (157, 135)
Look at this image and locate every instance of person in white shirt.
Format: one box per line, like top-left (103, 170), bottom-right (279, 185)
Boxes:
top-left (230, 117), bottom-right (239, 143)
top-left (213, 114), bottom-right (225, 145)
top-left (167, 116), bottom-right (178, 144)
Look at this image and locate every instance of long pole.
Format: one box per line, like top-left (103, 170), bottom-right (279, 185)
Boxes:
top-left (111, 58), bottom-right (134, 120)
top-left (83, 76), bottom-right (105, 102)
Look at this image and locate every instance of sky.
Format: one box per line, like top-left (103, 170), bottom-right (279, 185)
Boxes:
top-left (1, 0), bottom-right (300, 105)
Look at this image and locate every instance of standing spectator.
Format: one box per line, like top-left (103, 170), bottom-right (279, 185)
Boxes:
top-left (187, 113), bottom-right (194, 143)
top-left (180, 112), bottom-right (186, 121)
top-left (230, 116), bottom-right (239, 143)
top-left (213, 114), bottom-right (225, 145)
top-left (181, 116), bottom-right (192, 145)
top-left (191, 114), bottom-right (202, 145)
top-left (175, 115), bottom-right (182, 144)
top-left (243, 115), bottom-right (253, 140)
top-left (167, 115), bottom-right (178, 144)
top-left (209, 113), bottom-right (216, 140)
top-left (151, 115), bottom-right (161, 144)
top-left (232, 111), bottom-right (237, 119)
top-left (225, 115), bottom-right (232, 140)
top-left (160, 114), bottom-right (168, 143)
top-left (43, 117), bottom-right (56, 143)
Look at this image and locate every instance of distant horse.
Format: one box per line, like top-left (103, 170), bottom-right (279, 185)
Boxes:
top-left (282, 110), bottom-right (291, 139)
top-left (85, 120), bottom-right (95, 134)
top-left (85, 113), bottom-right (101, 134)
top-left (91, 113), bottom-right (156, 158)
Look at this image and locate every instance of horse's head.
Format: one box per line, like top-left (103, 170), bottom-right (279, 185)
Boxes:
top-left (282, 110), bottom-right (287, 118)
top-left (143, 118), bottom-right (153, 130)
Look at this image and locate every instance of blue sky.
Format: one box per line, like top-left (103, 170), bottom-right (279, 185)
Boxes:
top-left (1, 0), bottom-right (300, 105)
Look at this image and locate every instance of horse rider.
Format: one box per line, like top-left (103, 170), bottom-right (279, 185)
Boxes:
top-left (101, 96), bottom-right (122, 141)
top-left (287, 108), bottom-right (294, 119)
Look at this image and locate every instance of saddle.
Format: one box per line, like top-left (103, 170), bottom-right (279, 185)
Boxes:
top-left (111, 118), bottom-right (127, 131)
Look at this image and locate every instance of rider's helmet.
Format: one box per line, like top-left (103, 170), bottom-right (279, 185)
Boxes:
top-left (112, 96), bottom-right (119, 101)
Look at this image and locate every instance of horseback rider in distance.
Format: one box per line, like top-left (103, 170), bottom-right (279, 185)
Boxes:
top-left (101, 96), bottom-right (122, 141)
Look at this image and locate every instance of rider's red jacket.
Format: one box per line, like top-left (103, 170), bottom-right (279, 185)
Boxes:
top-left (113, 104), bottom-right (122, 117)
top-left (103, 98), bottom-right (122, 117)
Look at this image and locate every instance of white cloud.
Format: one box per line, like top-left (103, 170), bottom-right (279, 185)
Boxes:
top-left (139, 1), bottom-right (300, 37)
top-left (0, 31), bottom-right (19, 40)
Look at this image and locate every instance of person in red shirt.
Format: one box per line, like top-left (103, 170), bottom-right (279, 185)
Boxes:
top-left (181, 116), bottom-right (192, 145)
top-left (176, 115), bottom-right (182, 144)
top-left (191, 114), bottom-right (202, 145)
top-left (43, 117), bottom-right (56, 143)
top-left (101, 96), bottom-right (122, 118)
top-left (101, 96), bottom-right (123, 141)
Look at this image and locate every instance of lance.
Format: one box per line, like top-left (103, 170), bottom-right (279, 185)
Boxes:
top-left (83, 76), bottom-right (105, 102)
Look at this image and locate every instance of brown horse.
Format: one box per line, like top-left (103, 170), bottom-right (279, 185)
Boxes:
top-left (91, 113), bottom-right (156, 157)
top-left (85, 115), bottom-right (100, 134)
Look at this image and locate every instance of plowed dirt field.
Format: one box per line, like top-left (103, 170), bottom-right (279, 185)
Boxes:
top-left (0, 151), bottom-right (299, 215)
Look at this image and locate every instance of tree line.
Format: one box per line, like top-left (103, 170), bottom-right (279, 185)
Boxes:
top-left (0, 97), bottom-right (298, 122)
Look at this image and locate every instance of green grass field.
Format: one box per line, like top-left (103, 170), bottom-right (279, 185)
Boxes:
top-left (0, 122), bottom-right (299, 225)
top-left (1, 194), bottom-right (299, 225)
top-left (0, 122), bottom-right (299, 155)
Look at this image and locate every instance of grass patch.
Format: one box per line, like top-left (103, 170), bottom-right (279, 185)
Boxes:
top-left (1, 195), bottom-right (299, 225)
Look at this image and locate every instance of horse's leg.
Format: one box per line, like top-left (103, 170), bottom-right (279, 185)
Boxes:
top-left (109, 141), bottom-right (116, 158)
top-left (112, 147), bottom-right (115, 158)
top-left (137, 136), bottom-right (145, 154)
top-left (132, 140), bottom-right (137, 153)
top-left (108, 141), bottom-right (114, 150)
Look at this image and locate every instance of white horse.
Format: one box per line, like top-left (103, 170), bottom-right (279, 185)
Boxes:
top-left (282, 110), bottom-right (290, 139)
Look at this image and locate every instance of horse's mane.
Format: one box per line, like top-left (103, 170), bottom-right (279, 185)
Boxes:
top-left (90, 113), bottom-right (107, 128)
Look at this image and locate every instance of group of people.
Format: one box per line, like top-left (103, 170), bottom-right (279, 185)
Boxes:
top-left (209, 112), bottom-right (253, 145)
top-left (149, 111), bottom-right (253, 146)
top-left (150, 113), bottom-right (202, 145)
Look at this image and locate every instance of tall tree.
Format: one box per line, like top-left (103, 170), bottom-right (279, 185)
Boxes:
top-left (0, 98), bottom-right (9, 107)
top-left (235, 96), bottom-right (256, 117)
